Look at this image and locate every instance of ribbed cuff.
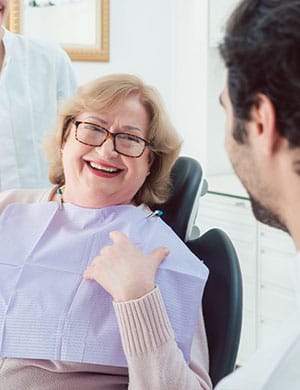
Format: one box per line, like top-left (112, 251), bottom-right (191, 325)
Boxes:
top-left (113, 287), bottom-right (174, 357)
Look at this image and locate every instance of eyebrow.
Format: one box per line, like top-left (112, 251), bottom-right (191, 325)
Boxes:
top-left (120, 125), bottom-right (143, 133)
top-left (83, 116), bottom-right (108, 127)
top-left (82, 116), bottom-right (143, 133)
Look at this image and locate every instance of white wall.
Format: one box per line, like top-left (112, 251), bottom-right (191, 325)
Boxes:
top-left (24, 0), bottom-right (236, 177)
top-left (206, 48), bottom-right (232, 175)
top-left (72, 0), bottom-right (175, 99)
top-left (205, 0), bottom-right (238, 175)
top-left (71, 0), bottom-right (211, 171)
top-left (19, 0), bottom-right (240, 176)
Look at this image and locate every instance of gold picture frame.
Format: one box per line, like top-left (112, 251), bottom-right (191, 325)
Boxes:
top-left (7, 0), bottom-right (109, 62)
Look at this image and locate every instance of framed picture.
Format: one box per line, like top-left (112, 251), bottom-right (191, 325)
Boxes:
top-left (8, 0), bottom-right (109, 61)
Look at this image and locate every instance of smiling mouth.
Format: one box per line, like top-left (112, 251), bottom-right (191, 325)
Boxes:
top-left (88, 161), bottom-right (121, 174)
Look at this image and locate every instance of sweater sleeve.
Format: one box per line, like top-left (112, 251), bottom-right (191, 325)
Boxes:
top-left (0, 188), bottom-right (55, 213)
top-left (113, 287), bottom-right (212, 390)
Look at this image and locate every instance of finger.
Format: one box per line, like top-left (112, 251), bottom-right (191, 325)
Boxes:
top-left (149, 246), bottom-right (170, 267)
top-left (109, 230), bottom-right (128, 243)
top-left (90, 255), bottom-right (102, 266)
top-left (100, 245), bottom-right (112, 257)
top-left (83, 267), bottom-right (94, 280)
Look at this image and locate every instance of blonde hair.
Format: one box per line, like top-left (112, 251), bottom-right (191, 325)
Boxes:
top-left (45, 73), bottom-right (182, 205)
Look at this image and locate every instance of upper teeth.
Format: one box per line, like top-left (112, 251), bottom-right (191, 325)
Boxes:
top-left (90, 162), bottom-right (118, 172)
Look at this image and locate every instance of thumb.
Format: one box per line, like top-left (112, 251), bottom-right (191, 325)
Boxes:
top-left (149, 246), bottom-right (170, 267)
top-left (83, 268), bottom-right (92, 281)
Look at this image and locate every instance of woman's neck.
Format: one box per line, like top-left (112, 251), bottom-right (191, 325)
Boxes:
top-left (52, 185), bottom-right (133, 209)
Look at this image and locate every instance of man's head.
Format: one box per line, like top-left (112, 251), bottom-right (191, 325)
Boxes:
top-left (219, 0), bottom-right (300, 232)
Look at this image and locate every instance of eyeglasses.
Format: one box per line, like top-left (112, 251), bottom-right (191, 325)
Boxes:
top-left (72, 120), bottom-right (151, 158)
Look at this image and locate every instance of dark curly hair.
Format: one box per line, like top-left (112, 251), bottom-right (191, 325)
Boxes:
top-left (219, 0), bottom-right (300, 147)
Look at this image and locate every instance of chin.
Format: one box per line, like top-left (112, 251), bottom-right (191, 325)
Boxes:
top-left (248, 194), bottom-right (289, 233)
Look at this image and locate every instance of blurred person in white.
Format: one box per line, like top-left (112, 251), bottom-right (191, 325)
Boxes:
top-left (0, 0), bottom-right (77, 190)
top-left (216, 0), bottom-right (300, 389)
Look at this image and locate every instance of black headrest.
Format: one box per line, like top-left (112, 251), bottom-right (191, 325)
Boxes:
top-left (152, 156), bottom-right (202, 240)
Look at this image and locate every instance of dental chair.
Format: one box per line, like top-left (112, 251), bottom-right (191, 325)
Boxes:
top-left (154, 156), bottom-right (243, 387)
top-left (155, 156), bottom-right (204, 241)
top-left (187, 229), bottom-right (243, 387)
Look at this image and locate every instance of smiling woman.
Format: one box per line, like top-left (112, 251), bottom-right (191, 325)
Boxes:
top-left (8, 0), bottom-right (109, 61)
top-left (59, 93), bottom-right (153, 209)
top-left (0, 73), bottom-right (212, 389)
top-left (46, 73), bottom-right (182, 208)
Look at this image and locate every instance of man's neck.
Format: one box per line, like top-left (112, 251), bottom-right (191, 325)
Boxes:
top-left (282, 189), bottom-right (300, 251)
top-left (275, 153), bottom-right (300, 251)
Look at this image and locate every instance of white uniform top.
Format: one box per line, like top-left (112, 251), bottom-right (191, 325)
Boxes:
top-left (216, 252), bottom-right (300, 390)
top-left (0, 28), bottom-right (77, 190)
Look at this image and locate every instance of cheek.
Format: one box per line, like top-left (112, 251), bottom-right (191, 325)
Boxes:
top-left (62, 142), bottom-right (87, 174)
top-left (223, 110), bottom-right (235, 152)
top-left (125, 157), bottom-right (150, 185)
top-left (225, 132), bottom-right (239, 169)
top-left (131, 149), bottom-right (151, 171)
top-left (63, 135), bottom-right (86, 157)
top-left (224, 126), bottom-right (231, 154)
top-left (141, 154), bottom-right (151, 176)
top-left (131, 160), bottom-right (149, 177)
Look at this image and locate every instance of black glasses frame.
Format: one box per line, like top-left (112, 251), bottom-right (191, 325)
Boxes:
top-left (72, 120), bottom-right (151, 158)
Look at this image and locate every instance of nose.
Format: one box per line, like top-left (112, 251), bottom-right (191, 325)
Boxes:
top-left (103, 131), bottom-right (116, 145)
top-left (95, 133), bottom-right (118, 157)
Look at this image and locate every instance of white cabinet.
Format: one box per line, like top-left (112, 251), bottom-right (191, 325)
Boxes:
top-left (197, 192), bottom-right (257, 364)
top-left (197, 190), bottom-right (297, 365)
top-left (257, 224), bottom-right (297, 345)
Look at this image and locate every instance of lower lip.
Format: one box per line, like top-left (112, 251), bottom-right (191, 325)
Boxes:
top-left (86, 162), bottom-right (122, 178)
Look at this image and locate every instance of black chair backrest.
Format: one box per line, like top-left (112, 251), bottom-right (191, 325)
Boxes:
top-left (152, 156), bottom-right (203, 241)
top-left (187, 228), bottom-right (243, 387)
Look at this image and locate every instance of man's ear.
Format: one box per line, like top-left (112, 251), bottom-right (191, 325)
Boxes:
top-left (249, 93), bottom-right (281, 156)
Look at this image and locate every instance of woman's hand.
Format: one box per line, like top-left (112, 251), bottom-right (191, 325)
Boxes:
top-left (83, 231), bottom-right (169, 302)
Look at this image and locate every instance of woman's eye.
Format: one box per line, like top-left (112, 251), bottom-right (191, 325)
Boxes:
top-left (120, 134), bottom-right (141, 143)
top-left (85, 124), bottom-right (106, 134)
